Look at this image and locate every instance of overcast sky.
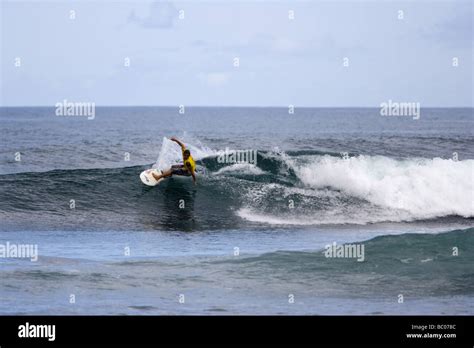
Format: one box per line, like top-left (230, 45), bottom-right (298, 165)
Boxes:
top-left (1, 0), bottom-right (472, 107)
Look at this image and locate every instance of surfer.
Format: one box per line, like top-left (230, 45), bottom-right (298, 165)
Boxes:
top-left (152, 137), bottom-right (197, 184)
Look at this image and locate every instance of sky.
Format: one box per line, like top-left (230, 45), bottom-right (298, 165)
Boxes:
top-left (1, 0), bottom-right (473, 107)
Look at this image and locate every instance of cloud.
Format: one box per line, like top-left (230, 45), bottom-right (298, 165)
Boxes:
top-left (424, 6), bottom-right (473, 48)
top-left (128, 1), bottom-right (177, 29)
top-left (197, 72), bottom-right (231, 87)
top-left (191, 34), bottom-right (305, 57)
top-left (271, 37), bottom-right (299, 52)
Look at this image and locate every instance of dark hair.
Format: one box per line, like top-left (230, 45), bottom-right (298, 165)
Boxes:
top-left (183, 149), bottom-right (191, 156)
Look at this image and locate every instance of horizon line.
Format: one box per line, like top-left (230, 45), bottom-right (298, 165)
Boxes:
top-left (1, 105), bottom-right (473, 109)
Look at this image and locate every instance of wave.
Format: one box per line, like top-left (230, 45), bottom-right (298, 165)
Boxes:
top-left (237, 154), bottom-right (474, 226)
top-left (0, 138), bottom-right (472, 230)
top-left (211, 228), bottom-right (474, 297)
top-left (296, 155), bottom-right (473, 218)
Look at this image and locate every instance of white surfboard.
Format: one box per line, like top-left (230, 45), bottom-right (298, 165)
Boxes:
top-left (140, 168), bottom-right (164, 186)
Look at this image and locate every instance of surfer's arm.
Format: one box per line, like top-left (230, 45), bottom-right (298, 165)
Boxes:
top-left (191, 170), bottom-right (196, 185)
top-left (170, 137), bottom-right (186, 150)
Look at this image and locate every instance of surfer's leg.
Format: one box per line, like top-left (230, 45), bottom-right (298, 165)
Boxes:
top-left (169, 164), bottom-right (191, 177)
top-left (170, 164), bottom-right (187, 176)
top-left (152, 168), bottom-right (172, 180)
top-left (161, 168), bottom-right (173, 178)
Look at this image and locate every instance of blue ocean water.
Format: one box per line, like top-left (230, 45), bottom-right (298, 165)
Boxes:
top-left (0, 107), bottom-right (473, 314)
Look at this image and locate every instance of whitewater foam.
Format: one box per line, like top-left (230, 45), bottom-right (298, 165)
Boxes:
top-left (214, 163), bottom-right (265, 176)
top-left (295, 155), bottom-right (473, 219)
top-left (236, 154), bottom-right (473, 226)
top-left (153, 136), bottom-right (217, 170)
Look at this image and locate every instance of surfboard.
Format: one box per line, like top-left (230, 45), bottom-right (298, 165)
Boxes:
top-left (140, 168), bottom-right (164, 186)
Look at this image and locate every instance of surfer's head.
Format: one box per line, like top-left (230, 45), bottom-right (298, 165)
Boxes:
top-left (183, 149), bottom-right (191, 160)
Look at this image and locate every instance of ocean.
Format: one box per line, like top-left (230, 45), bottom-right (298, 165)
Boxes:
top-left (0, 106), bottom-right (473, 314)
